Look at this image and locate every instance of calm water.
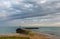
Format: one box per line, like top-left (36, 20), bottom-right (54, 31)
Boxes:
top-left (0, 26), bottom-right (60, 36)
top-left (0, 26), bottom-right (18, 34)
top-left (32, 27), bottom-right (60, 36)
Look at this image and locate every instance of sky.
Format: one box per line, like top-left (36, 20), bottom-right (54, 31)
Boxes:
top-left (0, 0), bottom-right (60, 27)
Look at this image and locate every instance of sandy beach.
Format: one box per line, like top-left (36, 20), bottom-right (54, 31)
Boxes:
top-left (0, 32), bottom-right (60, 39)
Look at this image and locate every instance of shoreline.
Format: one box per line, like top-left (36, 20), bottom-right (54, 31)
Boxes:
top-left (0, 32), bottom-right (59, 39)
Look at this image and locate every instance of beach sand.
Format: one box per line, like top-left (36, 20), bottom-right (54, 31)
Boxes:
top-left (0, 29), bottom-right (59, 39)
top-left (0, 32), bottom-right (60, 39)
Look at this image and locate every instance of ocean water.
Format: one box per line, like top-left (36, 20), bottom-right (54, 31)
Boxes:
top-left (0, 26), bottom-right (18, 34)
top-left (0, 26), bottom-right (60, 36)
top-left (32, 27), bottom-right (60, 36)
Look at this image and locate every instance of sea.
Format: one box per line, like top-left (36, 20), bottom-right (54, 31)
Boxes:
top-left (0, 26), bottom-right (60, 36)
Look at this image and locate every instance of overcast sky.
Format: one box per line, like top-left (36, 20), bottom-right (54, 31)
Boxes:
top-left (0, 0), bottom-right (60, 27)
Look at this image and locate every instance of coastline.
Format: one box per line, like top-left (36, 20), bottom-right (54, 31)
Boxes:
top-left (0, 28), bottom-right (59, 39)
top-left (0, 32), bottom-right (59, 39)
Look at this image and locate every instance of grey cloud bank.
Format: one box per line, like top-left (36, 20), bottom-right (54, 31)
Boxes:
top-left (0, 0), bottom-right (60, 26)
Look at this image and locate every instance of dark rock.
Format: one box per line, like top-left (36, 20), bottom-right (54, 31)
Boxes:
top-left (16, 28), bottom-right (29, 34)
